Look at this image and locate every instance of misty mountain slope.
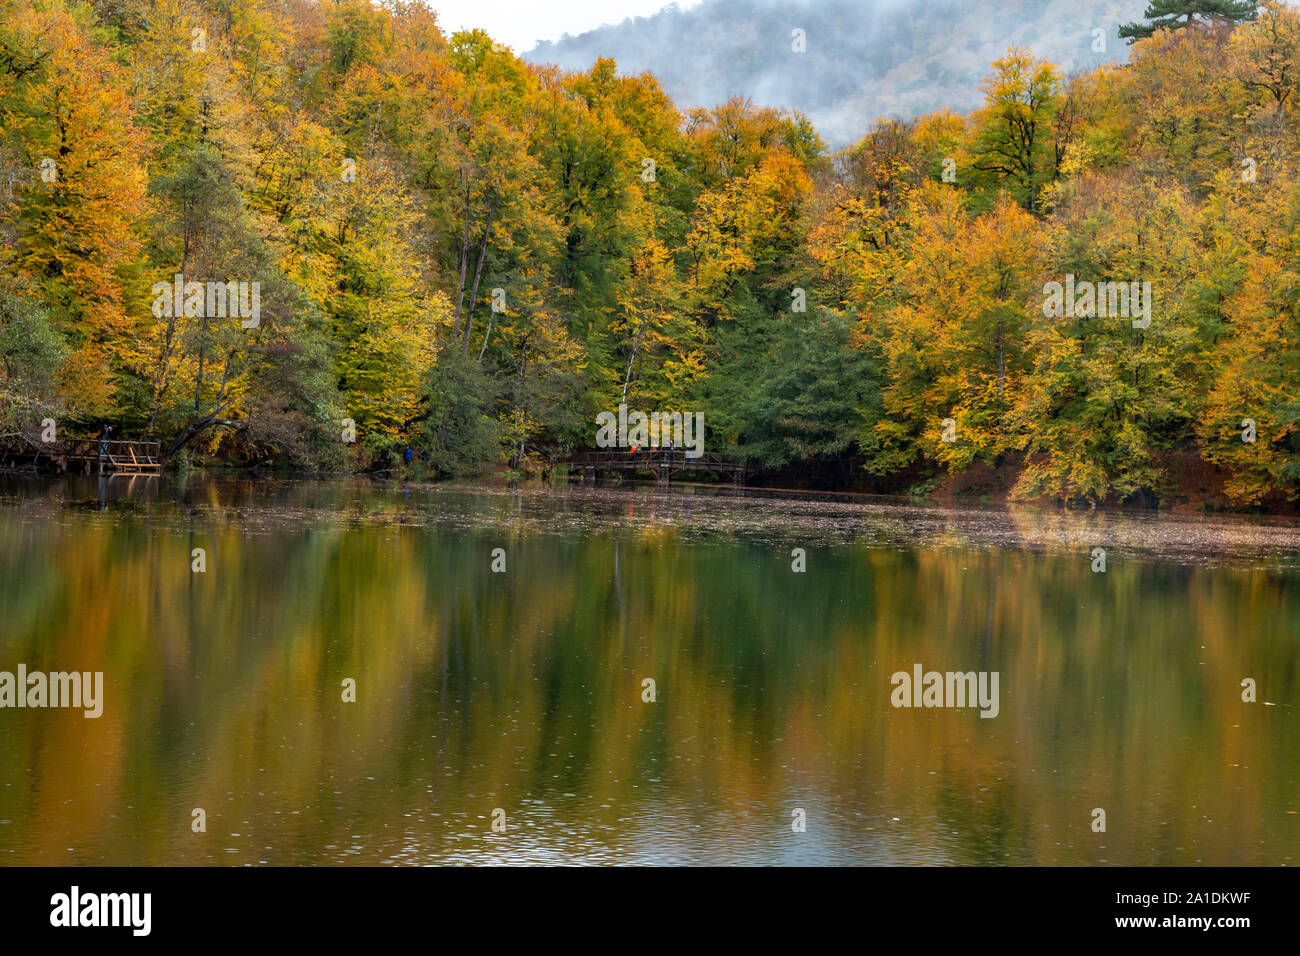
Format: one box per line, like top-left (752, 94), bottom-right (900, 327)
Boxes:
top-left (528, 0), bottom-right (1148, 146)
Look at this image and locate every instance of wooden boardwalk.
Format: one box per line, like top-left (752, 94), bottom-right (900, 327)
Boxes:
top-left (0, 433), bottom-right (162, 475)
top-left (563, 449), bottom-right (747, 486)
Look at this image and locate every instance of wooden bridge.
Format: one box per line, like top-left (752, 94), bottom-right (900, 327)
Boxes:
top-left (0, 433), bottom-right (163, 476)
top-left (562, 449), bottom-right (747, 486)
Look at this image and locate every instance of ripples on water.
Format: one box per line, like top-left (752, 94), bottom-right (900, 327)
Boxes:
top-left (0, 476), bottom-right (1296, 865)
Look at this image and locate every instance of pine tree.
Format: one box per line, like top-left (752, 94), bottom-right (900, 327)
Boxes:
top-left (1119, 1), bottom-right (1258, 43)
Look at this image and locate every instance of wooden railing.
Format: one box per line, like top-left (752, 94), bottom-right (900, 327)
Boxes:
top-left (0, 434), bottom-right (162, 475)
top-left (561, 449), bottom-right (747, 485)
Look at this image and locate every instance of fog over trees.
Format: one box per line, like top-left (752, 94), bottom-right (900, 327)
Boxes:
top-left (529, 0), bottom-right (1147, 146)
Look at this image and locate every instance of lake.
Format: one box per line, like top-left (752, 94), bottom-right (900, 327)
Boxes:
top-left (0, 476), bottom-right (1296, 865)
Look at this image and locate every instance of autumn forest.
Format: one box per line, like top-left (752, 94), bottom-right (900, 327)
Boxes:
top-left (2, 0), bottom-right (1300, 508)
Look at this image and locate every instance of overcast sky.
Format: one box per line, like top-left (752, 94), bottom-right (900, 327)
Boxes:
top-left (429, 0), bottom-right (703, 52)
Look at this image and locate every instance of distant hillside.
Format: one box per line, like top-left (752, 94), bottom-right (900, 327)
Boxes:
top-left (528, 0), bottom-right (1148, 146)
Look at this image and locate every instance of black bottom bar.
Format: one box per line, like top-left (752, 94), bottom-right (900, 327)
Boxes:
top-left (0, 866), bottom-right (1291, 942)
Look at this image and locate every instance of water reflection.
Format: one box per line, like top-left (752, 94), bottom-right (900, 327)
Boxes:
top-left (0, 477), bottom-right (1296, 865)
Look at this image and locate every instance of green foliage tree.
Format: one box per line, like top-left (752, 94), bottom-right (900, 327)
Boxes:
top-left (1120, 0), bottom-right (1258, 43)
top-left (0, 283), bottom-right (66, 428)
top-left (971, 49), bottom-right (1061, 215)
top-left (734, 309), bottom-right (880, 472)
top-left (418, 350), bottom-right (502, 477)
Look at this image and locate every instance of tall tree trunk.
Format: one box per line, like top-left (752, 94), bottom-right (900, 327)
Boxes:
top-left (452, 177), bottom-right (471, 344)
top-left (477, 309), bottom-right (496, 363)
top-left (194, 312), bottom-right (207, 415)
top-left (461, 195), bottom-right (495, 356)
top-left (621, 320), bottom-right (647, 405)
top-left (147, 234), bottom-right (190, 436)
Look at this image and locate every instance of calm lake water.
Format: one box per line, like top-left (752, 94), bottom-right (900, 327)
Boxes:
top-left (0, 475), bottom-right (1297, 865)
